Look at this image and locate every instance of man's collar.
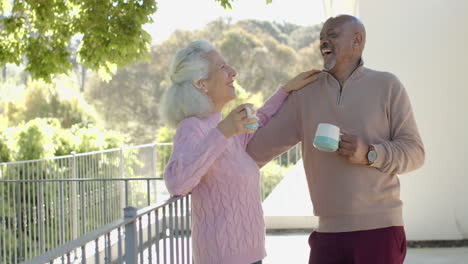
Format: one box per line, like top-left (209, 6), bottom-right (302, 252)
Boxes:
top-left (349, 58), bottom-right (365, 80)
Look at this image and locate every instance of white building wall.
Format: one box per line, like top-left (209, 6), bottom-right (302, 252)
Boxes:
top-left (359, 0), bottom-right (468, 240)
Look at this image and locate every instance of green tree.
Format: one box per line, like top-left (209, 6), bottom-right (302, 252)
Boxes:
top-left (3, 80), bottom-right (99, 128)
top-left (218, 26), bottom-right (298, 96)
top-left (214, 0), bottom-right (272, 9)
top-left (73, 125), bottom-right (124, 153)
top-left (156, 126), bottom-right (175, 143)
top-left (0, 0), bottom-right (271, 82)
top-left (260, 160), bottom-right (292, 199)
top-left (85, 29), bottom-right (197, 144)
top-left (294, 40), bottom-right (323, 74)
top-left (237, 20), bottom-right (294, 44)
top-left (0, 127), bottom-right (11, 162)
top-left (288, 24), bottom-right (322, 50)
top-left (155, 125), bottom-right (174, 177)
top-left (0, 117), bottom-right (126, 262)
top-left (222, 83), bottom-right (264, 117)
top-left (15, 118), bottom-right (56, 160)
top-left (86, 18), bottom-right (323, 145)
top-left (0, 0), bottom-right (157, 82)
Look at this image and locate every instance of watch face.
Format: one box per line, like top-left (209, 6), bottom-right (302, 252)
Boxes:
top-left (368, 150), bottom-right (377, 162)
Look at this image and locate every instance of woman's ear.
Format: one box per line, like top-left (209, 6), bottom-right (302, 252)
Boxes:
top-left (193, 79), bottom-right (208, 93)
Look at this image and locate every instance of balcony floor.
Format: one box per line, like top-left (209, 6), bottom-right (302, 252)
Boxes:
top-left (264, 232), bottom-right (468, 264)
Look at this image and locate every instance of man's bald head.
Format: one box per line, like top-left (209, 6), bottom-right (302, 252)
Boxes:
top-left (319, 15), bottom-right (366, 75)
top-left (324, 15), bottom-right (366, 52)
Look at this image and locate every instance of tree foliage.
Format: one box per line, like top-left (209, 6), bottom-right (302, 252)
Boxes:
top-left (86, 18), bottom-right (322, 144)
top-left (0, 117), bottom-right (124, 162)
top-left (0, 0), bottom-right (157, 81)
top-left (214, 0), bottom-right (272, 9)
top-left (0, 0), bottom-right (272, 82)
top-left (221, 82), bottom-right (264, 118)
top-left (0, 117), bottom-right (126, 262)
top-left (0, 78), bottom-right (123, 162)
top-left (2, 80), bottom-right (99, 128)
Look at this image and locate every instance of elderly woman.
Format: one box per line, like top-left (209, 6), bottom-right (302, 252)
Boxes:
top-left (160, 40), bottom-right (319, 264)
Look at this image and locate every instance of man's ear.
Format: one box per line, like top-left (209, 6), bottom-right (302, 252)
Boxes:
top-left (353, 32), bottom-right (363, 48)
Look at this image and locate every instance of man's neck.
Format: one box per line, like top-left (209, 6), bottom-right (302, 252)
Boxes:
top-left (331, 59), bottom-right (361, 86)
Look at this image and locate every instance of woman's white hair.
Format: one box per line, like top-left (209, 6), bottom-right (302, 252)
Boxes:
top-left (159, 40), bottom-right (216, 128)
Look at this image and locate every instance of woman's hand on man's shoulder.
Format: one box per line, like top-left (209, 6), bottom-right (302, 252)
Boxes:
top-left (282, 69), bottom-right (321, 93)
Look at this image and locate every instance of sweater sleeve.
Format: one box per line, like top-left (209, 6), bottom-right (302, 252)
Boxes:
top-left (371, 77), bottom-right (425, 175)
top-left (246, 91), bottom-right (301, 168)
top-left (164, 118), bottom-right (229, 196)
top-left (239, 86), bottom-right (289, 148)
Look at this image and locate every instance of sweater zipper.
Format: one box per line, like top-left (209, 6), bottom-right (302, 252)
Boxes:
top-left (328, 74), bottom-right (344, 106)
top-left (337, 83), bottom-right (343, 105)
top-left (328, 61), bottom-right (362, 106)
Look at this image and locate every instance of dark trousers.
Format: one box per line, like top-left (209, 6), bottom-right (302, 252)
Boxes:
top-left (308, 226), bottom-right (407, 264)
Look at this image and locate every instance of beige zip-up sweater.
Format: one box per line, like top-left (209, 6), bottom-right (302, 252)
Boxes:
top-left (246, 61), bottom-right (425, 232)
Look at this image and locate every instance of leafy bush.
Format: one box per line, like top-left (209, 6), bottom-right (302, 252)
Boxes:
top-left (260, 160), bottom-right (293, 199)
top-left (0, 118), bottom-right (129, 261)
top-left (3, 81), bottom-right (99, 128)
top-left (53, 128), bottom-right (77, 157)
top-left (0, 118), bottom-right (125, 162)
top-left (0, 128), bottom-right (11, 162)
top-left (16, 118), bottom-right (57, 161)
top-left (155, 126), bottom-right (175, 177)
top-left (222, 83), bottom-right (264, 117)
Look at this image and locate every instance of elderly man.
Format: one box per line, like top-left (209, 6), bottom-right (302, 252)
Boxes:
top-left (247, 15), bottom-right (425, 264)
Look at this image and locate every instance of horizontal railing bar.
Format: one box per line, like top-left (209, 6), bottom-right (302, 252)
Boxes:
top-left (136, 196), bottom-right (187, 218)
top-left (0, 177), bottom-right (164, 183)
top-left (124, 142), bottom-right (172, 150)
top-left (0, 142), bottom-right (173, 165)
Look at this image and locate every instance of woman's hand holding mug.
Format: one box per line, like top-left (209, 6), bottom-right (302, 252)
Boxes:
top-left (217, 104), bottom-right (259, 138)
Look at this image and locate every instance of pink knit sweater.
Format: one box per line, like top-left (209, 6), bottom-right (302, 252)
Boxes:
top-left (164, 88), bottom-right (288, 264)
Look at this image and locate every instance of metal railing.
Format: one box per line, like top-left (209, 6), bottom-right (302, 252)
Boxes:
top-left (0, 143), bottom-right (173, 263)
top-left (21, 193), bottom-right (191, 264)
top-left (0, 141), bottom-right (301, 263)
top-left (0, 177), bottom-right (169, 264)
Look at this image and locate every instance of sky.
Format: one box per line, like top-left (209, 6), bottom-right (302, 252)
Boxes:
top-left (144, 0), bottom-right (326, 44)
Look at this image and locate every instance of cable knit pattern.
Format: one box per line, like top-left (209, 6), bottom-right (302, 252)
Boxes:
top-left (164, 87), bottom-right (288, 264)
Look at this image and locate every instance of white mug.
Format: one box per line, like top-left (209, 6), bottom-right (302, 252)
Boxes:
top-left (313, 123), bottom-right (340, 152)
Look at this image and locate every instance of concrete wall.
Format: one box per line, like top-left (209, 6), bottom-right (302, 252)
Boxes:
top-left (264, 0), bottom-right (467, 241)
top-left (263, 160), bottom-right (318, 230)
top-left (359, 0), bottom-right (468, 240)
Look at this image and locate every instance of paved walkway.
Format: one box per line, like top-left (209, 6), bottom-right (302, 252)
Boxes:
top-left (264, 233), bottom-right (468, 264)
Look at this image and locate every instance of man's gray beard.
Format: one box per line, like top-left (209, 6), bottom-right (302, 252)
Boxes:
top-left (323, 59), bottom-right (336, 71)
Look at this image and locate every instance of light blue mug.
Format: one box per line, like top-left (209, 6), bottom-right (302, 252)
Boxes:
top-left (244, 122), bottom-right (259, 130)
top-left (313, 123), bottom-right (340, 152)
top-left (244, 107), bottom-right (259, 130)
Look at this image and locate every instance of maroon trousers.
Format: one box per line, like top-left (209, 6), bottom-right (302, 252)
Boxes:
top-left (308, 226), bottom-right (407, 264)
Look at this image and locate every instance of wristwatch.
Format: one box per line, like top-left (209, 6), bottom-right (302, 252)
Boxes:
top-left (367, 145), bottom-right (378, 165)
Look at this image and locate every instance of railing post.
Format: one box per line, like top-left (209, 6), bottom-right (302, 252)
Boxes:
top-left (124, 206), bottom-right (138, 264)
top-left (38, 182), bottom-right (45, 253)
top-left (17, 183), bottom-right (24, 262)
top-left (59, 181), bottom-right (65, 263)
top-left (152, 143), bottom-right (157, 204)
top-left (71, 152), bottom-right (78, 240)
top-left (120, 147), bottom-right (126, 210)
top-left (152, 143), bottom-right (157, 179)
